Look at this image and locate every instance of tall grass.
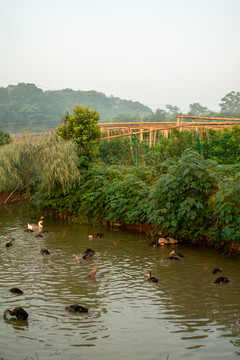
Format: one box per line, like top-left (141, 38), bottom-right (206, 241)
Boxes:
top-left (0, 135), bottom-right (80, 195)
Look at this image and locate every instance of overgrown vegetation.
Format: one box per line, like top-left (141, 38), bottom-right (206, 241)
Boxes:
top-left (1, 123), bottom-right (240, 251)
top-left (0, 135), bottom-right (80, 196)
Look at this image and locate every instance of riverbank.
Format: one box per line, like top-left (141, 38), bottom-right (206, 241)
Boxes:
top-left (1, 191), bottom-right (240, 257)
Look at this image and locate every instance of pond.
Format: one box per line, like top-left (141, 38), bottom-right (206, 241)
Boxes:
top-left (0, 204), bottom-right (240, 360)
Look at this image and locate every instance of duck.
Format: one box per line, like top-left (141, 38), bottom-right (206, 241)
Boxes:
top-left (4, 307), bottom-right (28, 320)
top-left (147, 271), bottom-right (158, 283)
top-left (212, 266), bottom-right (222, 274)
top-left (40, 248), bottom-right (50, 255)
top-left (75, 255), bottom-right (84, 264)
top-left (82, 248), bottom-right (95, 260)
top-left (85, 265), bottom-right (99, 279)
top-left (6, 240), bottom-right (13, 247)
top-left (35, 232), bottom-right (44, 238)
top-left (170, 250), bottom-right (184, 258)
top-left (10, 287), bottom-right (23, 294)
top-left (148, 241), bottom-right (159, 248)
top-left (161, 256), bottom-right (179, 262)
top-left (27, 220), bottom-right (43, 231)
top-left (24, 228), bottom-right (34, 233)
top-left (214, 276), bottom-right (230, 284)
top-left (46, 263), bottom-right (54, 269)
top-left (89, 233), bottom-right (104, 240)
top-left (65, 304), bottom-right (89, 313)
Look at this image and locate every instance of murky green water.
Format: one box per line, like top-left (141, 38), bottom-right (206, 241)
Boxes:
top-left (0, 204), bottom-right (240, 360)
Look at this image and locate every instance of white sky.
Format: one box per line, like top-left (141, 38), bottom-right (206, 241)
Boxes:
top-left (0, 0), bottom-right (240, 113)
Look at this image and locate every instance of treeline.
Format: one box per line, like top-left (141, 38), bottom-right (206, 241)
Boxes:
top-left (1, 83), bottom-right (240, 134)
top-left (0, 127), bottom-right (240, 250)
top-left (0, 83), bottom-right (151, 133)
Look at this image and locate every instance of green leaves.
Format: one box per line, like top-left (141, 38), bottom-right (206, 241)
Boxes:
top-left (147, 150), bottom-right (218, 240)
top-left (56, 105), bottom-right (101, 159)
top-left (210, 173), bottom-right (240, 243)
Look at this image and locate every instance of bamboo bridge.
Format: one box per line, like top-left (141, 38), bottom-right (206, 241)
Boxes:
top-left (98, 115), bottom-right (240, 146)
top-left (10, 115), bottom-right (240, 146)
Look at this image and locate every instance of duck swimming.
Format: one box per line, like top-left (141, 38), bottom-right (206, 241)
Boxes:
top-left (170, 250), bottom-right (184, 258)
top-left (214, 276), bottom-right (230, 284)
top-left (6, 240), bottom-right (13, 247)
top-left (89, 233), bottom-right (104, 240)
top-left (148, 241), bottom-right (159, 248)
top-left (65, 304), bottom-right (89, 313)
top-left (75, 255), bottom-right (84, 264)
top-left (82, 248), bottom-right (95, 260)
top-left (212, 266), bottom-right (222, 274)
top-left (147, 271), bottom-right (158, 283)
top-left (40, 248), bottom-right (50, 255)
top-left (4, 307), bottom-right (28, 320)
top-left (27, 220), bottom-right (43, 231)
top-left (10, 287), bottom-right (23, 294)
top-left (85, 265), bottom-right (99, 279)
top-left (161, 256), bottom-right (179, 262)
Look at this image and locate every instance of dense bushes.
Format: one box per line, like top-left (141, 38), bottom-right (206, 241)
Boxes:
top-left (147, 151), bottom-right (218, 240)
top-left (1, 130), bottom-right (240, 247)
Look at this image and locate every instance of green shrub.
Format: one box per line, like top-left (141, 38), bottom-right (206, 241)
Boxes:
top-left (210, 173), bottom-right (240, 243)
top-left (147, 150), bottom-right (218, 240)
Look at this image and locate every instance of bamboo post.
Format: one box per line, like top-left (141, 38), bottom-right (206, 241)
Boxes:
top-left (153, 130), bottom-right (156, 146)
top-left (149, 129), bottom-right (152, 147)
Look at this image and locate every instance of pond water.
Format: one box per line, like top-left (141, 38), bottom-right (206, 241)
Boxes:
top-left (0, 204), bottom-right (240, 360)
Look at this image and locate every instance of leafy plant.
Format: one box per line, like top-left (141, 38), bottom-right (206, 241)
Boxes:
top-left (210, 173), bottom-right (240, 243)
top-left (147, 150), bottom-right (218, 240)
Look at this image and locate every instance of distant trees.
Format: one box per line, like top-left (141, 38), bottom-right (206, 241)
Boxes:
top-left (146, 105), bottom-right (180, 122)
top-left (187, 102), bottom-right (210, 116)
top-left (0, 83), bottom-right (152, 133)
top-left (220, 91), bottom-right (240, 116)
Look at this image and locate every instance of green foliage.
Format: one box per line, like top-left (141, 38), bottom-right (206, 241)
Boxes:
top-left (0, 130), bottom-right (11, 145)
top-left (56, 105), bottom-right (101, 158)
top-left (97, 137), bottom-right (133, 165)
top-left (105, 171), bottom-right (150, 224)
top-left (147, 150), bottom-right (218, 240)
top-left (200, 125), bottom-right (240, 164)
top-left (77, 165), bottom-right (119, 224)
top-left (210, 173), bottom-right (240, 243)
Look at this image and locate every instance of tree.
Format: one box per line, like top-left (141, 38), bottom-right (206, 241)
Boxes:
top-left (188, 103), bottom-right (210, 116)
top-left (220, 91), bottom-right (240, 115)
top-left (166, 104), bottom-right (180, 115)
top-left (56, 105), bottom-right (101, 158)
top-left (0, 130), bottom-right (11, 146)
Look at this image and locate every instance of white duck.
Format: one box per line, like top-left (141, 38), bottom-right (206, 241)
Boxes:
top-left (27, 220), bottom-right (43, 231)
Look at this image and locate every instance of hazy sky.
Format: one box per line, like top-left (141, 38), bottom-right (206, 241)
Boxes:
top-left (1, 0), bottom-right (240, 113)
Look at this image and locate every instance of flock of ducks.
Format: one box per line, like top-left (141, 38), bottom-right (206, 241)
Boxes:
top-left (147, 240), bottom-right (231, 285)
top-left (3, 217), bottom-right (103, 321)
top-left (3, 218), bottom-right (231, 321)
